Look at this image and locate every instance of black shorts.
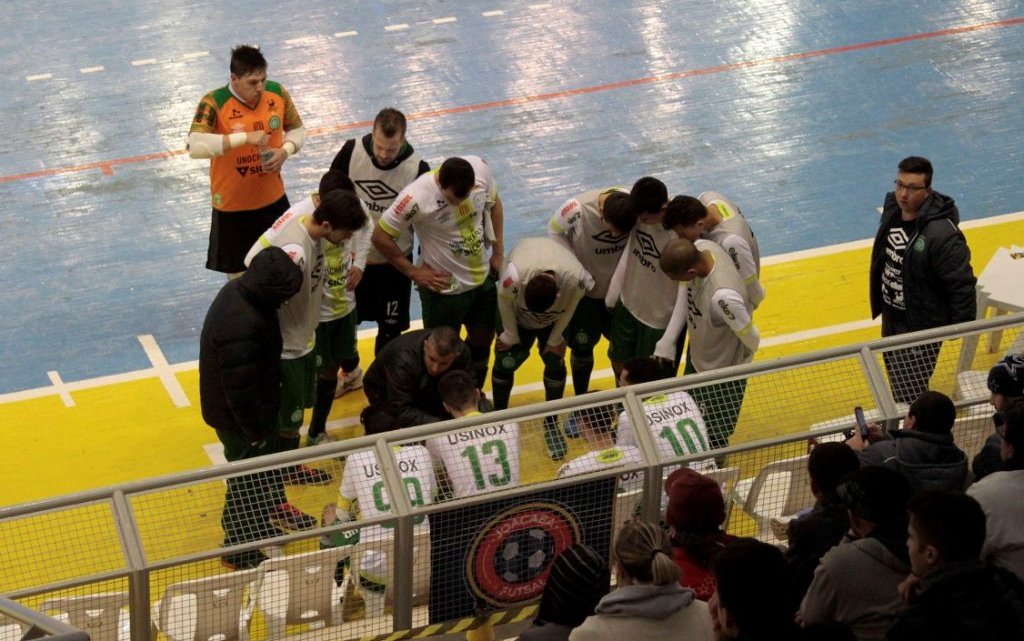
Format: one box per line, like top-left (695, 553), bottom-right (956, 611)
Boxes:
top-left (354, 258), bottom-right (412, 333)
top-left (206, 194), bottom-right (290, 274)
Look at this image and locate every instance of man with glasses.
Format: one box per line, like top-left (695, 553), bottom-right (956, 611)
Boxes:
top-left (869, 156), bottom-right (976, 404)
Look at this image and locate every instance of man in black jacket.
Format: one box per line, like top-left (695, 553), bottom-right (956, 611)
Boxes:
top-left (889, 490), bottom-right (1024, 640)
top-left (199, 246), bottom-right (307, 570)
top-left (869, 156), bottom-right (976, 404)
top-left (360, 326), bottom-right (472, 434)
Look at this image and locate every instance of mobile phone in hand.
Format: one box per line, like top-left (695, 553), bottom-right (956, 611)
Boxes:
top-left (854, 406), bottom-right (869, 440)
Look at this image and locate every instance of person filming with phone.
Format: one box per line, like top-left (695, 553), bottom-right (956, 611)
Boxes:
top-left (844, 390), bottom-right (968, 494)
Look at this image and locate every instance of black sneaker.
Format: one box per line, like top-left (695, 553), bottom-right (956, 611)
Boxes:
top-left (268, 503), bottom-right (318, 531)
top-left (283, 464), bottom-right (333, 486)
top-left (221, 549), bottom-right (268, 571)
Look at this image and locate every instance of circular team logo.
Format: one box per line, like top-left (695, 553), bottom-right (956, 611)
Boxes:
top-left (465, 501), bottom-right (582, 607)
top-left (268, 115), bottom-right (282, 130)
top-left (574, 330), bottom-right (590, 346)
top-left (500, 354), bottom-right (517, 370)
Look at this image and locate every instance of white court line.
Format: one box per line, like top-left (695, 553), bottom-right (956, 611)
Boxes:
top-left (529, 3), bottom-right (552, 9)
top-left (182, 51), bottom-right (209, 59)
top-left (285, 35), bottom-right (325, 45)
top-left (2, 212), bottom-right (1020, 408)
top-left (334, 30), bottom-right (358, 38)
top-left (482, 10), bottom-right (505, 17)
top-left (433, 17), bottom-right (457, 24)
top-left (80, 66), bottom-right (104, 74)
top-left (137, 334), bottom-right (191, 408)
top-left (131, 59), bottom-right (156, 66)
top-left (26, 73), bottom-right (52, 81)
top-left (385, 23), bottom-right (410, 31)
top-left (46, 371), bottom-right (74, 407)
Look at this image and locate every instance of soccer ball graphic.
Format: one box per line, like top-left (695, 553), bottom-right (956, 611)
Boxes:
top-left (497, 527), bottom-right (554, 582)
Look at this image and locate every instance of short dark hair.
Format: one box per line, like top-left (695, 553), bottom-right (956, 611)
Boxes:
top-left (1001, 397), bottom-right (1024, 468)
top-left (630, 177), bottom-right (668, 216)
top-left (230, 45), bottom-right (267, 77)
top-left (713, 539), bottom-right (795, 633)
top-left (438, 370), bottom-right (477, 410)
top-left (662, 195), bottom-right (707, 230)
top-left (898, 156), bottom-right (933, 188)
top-left (602, 192), bottom-right (637, 235)
top-left (621, 357), bottom-right (668, 385)
top-left (572, 405), bottom-right (615, 436)
top-left (438, 157), bottom-right (475, 200)
top-left (314, 190), bottom-right (366, 231)
top-left (807, 442), bottom-right (860, 496)
top-left (319, 170), bottom-right (356, 197)
top-left (524, 273), bottom-right (558, 312)
top-left (908, 390), bottom-right (956, 435)
top-left (374, 107), bottom-right (407, 138)
top-left (908, 490), bottom-right (986, 563)
top-left (426, 326), bottom-right (461, 357)
top-left (837, 465), bottom-right (911, 524)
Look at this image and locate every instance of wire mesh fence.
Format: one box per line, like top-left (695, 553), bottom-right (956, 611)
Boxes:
top-left (0, 314), bottom-right (1020, 641)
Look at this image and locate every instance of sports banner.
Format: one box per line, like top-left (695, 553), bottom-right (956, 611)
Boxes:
top-left (428, 477), bottom-right (617, 623)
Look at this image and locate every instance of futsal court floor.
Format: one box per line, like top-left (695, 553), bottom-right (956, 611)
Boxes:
top-left (1, 0), bottom-right (1022, 507)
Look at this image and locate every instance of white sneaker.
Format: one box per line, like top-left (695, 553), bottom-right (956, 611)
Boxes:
top-left (334, 367), bottom-right (364, 398)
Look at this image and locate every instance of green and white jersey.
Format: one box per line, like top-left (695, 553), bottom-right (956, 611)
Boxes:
top-left (557, 445), bottom-right (644, 493)
top-left (618, 222), bottom-right (679, 329)
top-left (379, 155), bottom-right (497, 295)
top-left (339, 445), bottom-right (434, 542)
top-left (348, 139), bottom-right (424, 263)
top-left (617, 390), bottom-right (713, 462)
top-left (683, 240), bottom-right (758, 371)
top-left (426, 415), bottom-right (521, 498)
top-left (698, 191), bottom-right (764, 308)
top-left (244, 195), bottom-right (323, 359)
top-left (497, 238), bottom-right (594, 346)
top-left (319, 216), bottom-right (371, 322)
top-left (547, 188), bottom-right (630, 300)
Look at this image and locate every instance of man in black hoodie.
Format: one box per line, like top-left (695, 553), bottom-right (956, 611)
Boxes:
top-left (869, 156), bottom-right (976, 404)
top-left (200, 246), bottom-right (303, 569)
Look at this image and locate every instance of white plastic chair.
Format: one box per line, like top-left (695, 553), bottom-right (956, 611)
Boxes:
top-left (351, 527), bottom-right (432, 612)
top-left (40, 593), bottom-right (129, 641)
top-left (0, 613), bottom-right (28, 641)
top-left (151, 569), bottom-right (258, 641)
top-left (611, 488), bottom-right (643, 544)
top-left (703, 466), bottom-right (740, 531)
top-left (253, 547), bottom-right (353, 639)
top-left (732, 455), bottom-right (812, 543)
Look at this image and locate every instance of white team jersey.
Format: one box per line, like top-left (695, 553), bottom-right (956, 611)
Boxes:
top-left (379, 156), bottom-right (497, 294)
top-left (244, 195), bottom-right (323, 359)
top-left (557, 445), bottom-right (644, 493)
top-left (339, 446), bottom-right (435, 541)
top-left (698, 191), bottom-right (764, 308)
top-left (619, 222), bottom-right (678, 329)
top-left (547, 188), bottom-right (630, 300)
top-left (617, 390), bottom-right (713, 460)
top-left (319, 216), bottom-right (371, 322)
top-left (427, 419), bottom-right (521, 498)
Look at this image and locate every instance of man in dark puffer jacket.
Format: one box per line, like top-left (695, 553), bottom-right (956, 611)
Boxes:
top-left (200, 246), bottom-right (302, 569)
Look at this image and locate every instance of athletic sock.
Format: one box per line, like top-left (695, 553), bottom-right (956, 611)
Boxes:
top-left (308, 378), bottom-right (336, 438)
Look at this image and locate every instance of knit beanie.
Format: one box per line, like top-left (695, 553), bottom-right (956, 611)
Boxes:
top-left (664, 467), bottom-right (726, 534)
top-left (988, 354), bottom-right (1024, 398)
top-left (536, 544), bottom-right (610, 627)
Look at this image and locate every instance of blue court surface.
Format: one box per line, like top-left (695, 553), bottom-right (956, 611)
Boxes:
top-left (1, 0), bottom-right (1022, 395)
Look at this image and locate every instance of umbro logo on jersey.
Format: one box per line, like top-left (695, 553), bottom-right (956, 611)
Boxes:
top-left (356, 180), bottom-right (400, 202)
top-left (888, 228), bottom-right (910, 250)
top-left (267, 99), bottom-right (276, 111)
top-left (634, 230), bottom-right (662, 259)
top-left (228, 108), bottom-right (243, 120)
top-left (592, 229), bottom-right (628, 244)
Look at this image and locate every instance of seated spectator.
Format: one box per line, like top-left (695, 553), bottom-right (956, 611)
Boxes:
top-left (570, 519), bottom-right (714, 641)
top-left (967, 396), bottom-right (1024, 579)
top-left (888, 490), bottom-right (1024, 640)
top-left (786, 442), bottom-right (862, 600)
top-left (518, 544), bottom-right (610, 641)
top-left (848, 391), bottom-right (968, 493)
top-left (360, 327), bottom-right (471, 434)
top-left (972, 354), bottom-right (1024, 481)
top-left (663, 467), bottom-right (736, 601)
top-left (710, 538), bottom-right (800, 640)
top-left (798, 466), bottom-right (912, 641)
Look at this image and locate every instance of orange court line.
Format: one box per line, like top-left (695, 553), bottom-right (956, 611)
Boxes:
top-left (1, 16), bottom-right (1021, 185)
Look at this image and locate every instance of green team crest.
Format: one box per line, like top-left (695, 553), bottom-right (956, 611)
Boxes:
top-left (913, 237), bottom-right (926, 252)
top-left (269, 115), bottom-right (282, 130)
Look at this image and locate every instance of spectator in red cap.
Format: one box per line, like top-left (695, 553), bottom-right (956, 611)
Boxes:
top-left (663, 467), bottom-right (736, 600)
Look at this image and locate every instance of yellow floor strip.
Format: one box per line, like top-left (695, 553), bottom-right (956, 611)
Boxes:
top-left (0, 215), bottom-right (1020, 508)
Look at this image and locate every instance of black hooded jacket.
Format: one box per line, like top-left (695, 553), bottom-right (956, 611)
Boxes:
top-left (869, 190), bottom-right (976, 332)
top-left (199, 246), bottom-right (302, 442)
